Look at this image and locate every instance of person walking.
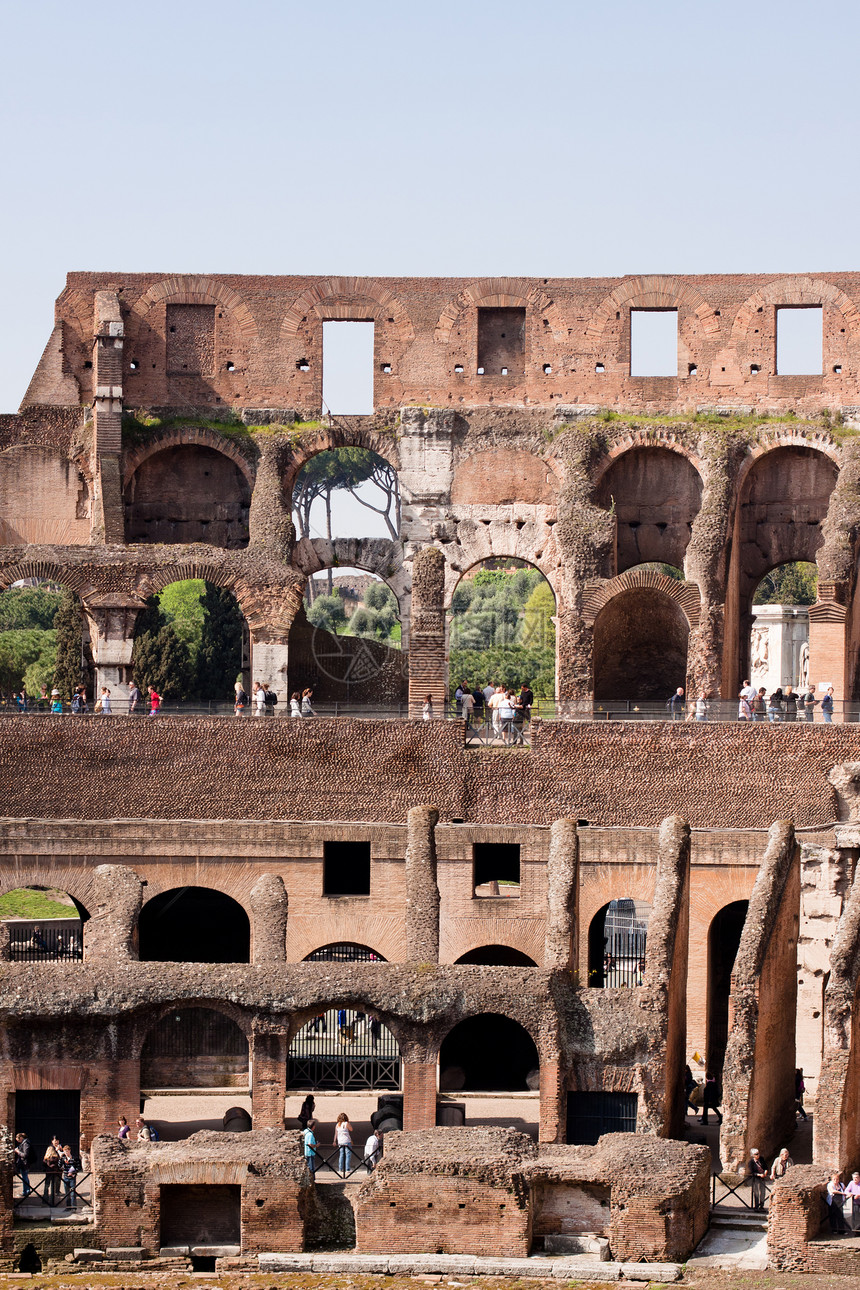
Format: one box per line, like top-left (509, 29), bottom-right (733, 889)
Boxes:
top-left (333, 1112), bottom-right (354, 1175)
top-left (795, 1068), bottom-right (808, 1121)
top-left (253, 682), bottom-right (266, 717)
top-left (136, 1117), bottom-right (152, 1141)
top-left (845, 1171), bottom-right (860, 1231)
top-left (50, 688), bottom-right (63, 714)
top-left (43, 1142), bottom-right (61, 1205)
top-left (147, 687), bottom-right (162, 716)
top-left (827, 1172), bottom-right (849, 1232)
top-left (13, 1132), bottom-right (31, 1196)
top-left (752, 688), bottom-right (767, 722)
top-left (290, 692), bottom-right (301, 718)
top-left (695, 693), bottom-right (710, 722)
top-left (298, 1095), bottom-right (315, 1129)
top-left (737, 689), bottom-right (752, 721)
top-left (767, 688), bottom-right (783, 722)
top-left (783, 685), bottom-right (798, 722)
top-left (98, 687), bottom-right (112, 714)
top-left (802, 685), bottom-right (817, 722)
top-left (667, 687), bottom-right (685, 718)
top-left (748, 1148), bottom-right (768, 1211)
top-left (302, 1118), bottom-right (318, 1175)
top-left (422, 694), bottom-right (433, 720)
top-left (700, 1072), bottom-right (722, 1125)
top-left (117, 1116), bottom-right (130, 1139)
top-left (127, 680), bottom-right (141, 715)
top-left (301, 688), bottom-right (316, 717)
top-left (364, 1127), bottom-right (382, 1174)
top-left (233, 681), bottom-right (248, 716)
top-left (822, 686), bottom-right (835, 723)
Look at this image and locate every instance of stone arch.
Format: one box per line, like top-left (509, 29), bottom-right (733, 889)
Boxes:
top-left (282, 426), bottom-right (401, 499)
top-left (286, 995), bottom-right (411, 1052)
top-left (303, 942), bottom-right (387, 962)
top-left (0, 559), bottom-right (99, 599)
top-left (122, 427), bottom-right (255, 490)
top-left (706, 900), bottom-right (749, 1079)
top-left (135, 1001), bottom-right (252, 1085)
top-left (730, 276), bottom-right (860, 345)
top-left (0, 871), bottom-right (94, 913)
top-left (443, 549), bottom-right (561, 610)
top-left (586, 897), bottom-right (651, 988)
top-left (593, 445), bottom-right (705, 574)
top-left (581, 568), bottom-right (701, 628)
top-left (123, 434), bottom-right (253, 549)
top-left (280, 277), bottom-right (414, 345)
top-left (132, 560), bottom-right (302, 638)
top-left (586, 275), bottom-right (721, 342)
top-left (130, 275), bottom-right (258, 339)
top-left (735, 431), bottom-right (841, 495)
top-left (454, 945), bottom-right (538, 967)
top-left (434, 279), bottom-right (565, 344)
top-left (438, 1012), bottom-right (540, 1091)
top-left (593, 429), bottom-right (706, 486)
top-left (587, 574), bottom-right (700, 701)
top-left (138, 886), bottom-right (251, 963)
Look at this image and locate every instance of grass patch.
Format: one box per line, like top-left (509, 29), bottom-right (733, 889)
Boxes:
top-left (0, 887), bottom-right (77, 920)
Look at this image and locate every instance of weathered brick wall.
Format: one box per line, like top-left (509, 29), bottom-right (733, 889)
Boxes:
top-left (0, 716), bottom-right (858, 828)
top-left (768, 1166), bottom-right (827, 1271)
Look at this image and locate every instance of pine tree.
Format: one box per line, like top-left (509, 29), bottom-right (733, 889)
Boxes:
top-left (53, 590), bottom-right (91, 700)
top-left (195, 583), bottom-right (245, 700)
top-left (131, 597), bottom-right (195, 700)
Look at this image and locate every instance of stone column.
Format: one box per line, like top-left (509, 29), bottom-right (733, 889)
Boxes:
top-left (247, 435), bottom-right (295, 559)
top-left (544, 818), bottom-right (579, 971)
top-left (83, 597), bottom-right (145, 712)
top-left (84, 864), bottom-right (143, 962)
top-left (91, 290), bottom-right (125, 543)
top-left (402, 1060), bottom-right (437, 1131)
top-left (405, 805), bottom-right (440, 964)
top-left (249, 873), bottom-right (288, 964)
top-left (251, 634), bottom-right (290, 697)
top-left (0, 921), bottom-right (9, 963)
top-left (538, 1058), bottom-right (565, 1144)
top-left (0, 1128), bottom-right (13, 1255)
top-left (251, 1027), bottom-right (287, 1129)
top-left (408, 546), bottom-right (446, 717)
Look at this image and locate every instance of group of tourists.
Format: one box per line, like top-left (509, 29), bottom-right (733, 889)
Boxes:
top-left (299, 1100), bottom-right (383, 1177)
top-left (436, 681), bottom-right (534, 743)
top-left (13, 1131), bottom-right (80, 1208)
top-left (117, 1114), bottom-right (160, 1142)
top-left (8, 681), bottom-right (163, 715)
top-left (233, 681), bottom-right (317, 718)
top-left (668, 682), bottom-right (835, 723)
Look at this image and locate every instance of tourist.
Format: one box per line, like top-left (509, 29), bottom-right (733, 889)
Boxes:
top-left (127, 680), bottom-right (141, 715)
top-left (460, 687), bottom-right (475, 722)
top-left (783, 685), bottom-right (797, 722)
top-left (290, 691), bottom-right (301, 718)
top-left (802, 685), bottom-right (817, 722)
top-left (511, 692), bottom-right (526, 744)
top-left (748, 1148), bottom-right (768, 1211)
top-left (700, 1072), bottom-right (722, 1125)
top-left (50, 688), bottom-right (62, 714)
top-left (147, 687), bottom-right (162, 716)
top-left (822, 686), bottom-right (835, 723)
top-left (752, 688), bottom-right (767, 722)
top-left (262, 683), bottom-right (278, 715)
top-left (770, 1148), bottom-right (793, 1179)
top-left (233, 681), bottom-right (248, 716)
top-left (795, 1068), bottom-right (808, 1121)
top-left (845, 1171), bottom-right (860, 1230)
top-left (519, 682), bottom-right (534, 720)
top-left (43, 1141), bottom-right (61, 1205)
top-left (454, 683), bottom-right (465, 716)
top-left (60, 1144), bottom-right (77, 1209)
top-left (499, 689), bottom-right (516, 744)
top-left (766, 688), bottom-right (783, 722)
top-left (15, 689), bottom-right (27, 712)
top-left (471, 685), bottom-right (485, 721)
top-left (667, 686), bottom-right (685, 718)
top-left (302, 1117), bottom-right (318, 1174)
top-left (827, 1171), bottom-right (849, 1232)
top-left (333, 1112), bottom-right (354, 1175)
top-left (298, 1095), bottom-right (315, 1129)
top-left (489, 684), bottom-right (506, 735)
top-left (254, 682), bottom-right (266, 716)
top-left (98, 686), bottom-right (111, 714)
top-left (301, 688), bottom-right (316, 717)
top-left (117, 1116), bottom-right (130, 1139)
top-left (482, 681), bottom-right (495, 712)
top-left (364, 1126), bottom-right (382, 1173)
top-left (683, 1065), bottom-right (697, 1115)
top-left (737, 688), bottom-right (752, 721)
top-left (71, 686), bottom-right (88, 714)
top-left (422, 694), bottom-right (433, 720)
top-left (14, 1132), bottom-right (31, 1195)
top-left (695, 693), bottom-right (709, 722)
top-left (740, 679), bottom-right (757, 704)
top-left (136, 1117), bottom-right (152, 1141)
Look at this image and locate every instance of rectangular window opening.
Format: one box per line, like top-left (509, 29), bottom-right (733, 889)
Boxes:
top-left (566, 1091), bottom-right (638, 1145)
top-left (473, 842), bottom-right (521, 897)
top-left (776, 306), bottom-right (823, 375)
top-left (322, 321), bottom-right (375, 414)
top-left (630, 309), bottom-right (678, 377)
top-left (477, 307), bottom-right (526, 377)
top-left (323, 840), bottom-right (371, 896)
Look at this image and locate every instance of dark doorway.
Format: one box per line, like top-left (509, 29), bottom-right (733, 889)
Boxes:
top-left (160, 1183), bottom-right (241, 1247)
top-left (15, 1090), bottom-right (80, 1161)
top-left (455, 946), bottom-right (537, 966)
top-left (304, 943), bottom-right (386, 963)
top-left (707, 901), bottom-right (749, 1078)
top-left (138, 888), bottom-right (250, 963)
top-left (141, 1008), bottom-right (249, 1090)
top-left (592, 588), bottom-right (689, 700)
top-left (566, 1091), bottom-right (638, 1144)
top-left (323, 842), bottom-right (371, 896)
top-left (439, 1014), bottom-right (539, 1092)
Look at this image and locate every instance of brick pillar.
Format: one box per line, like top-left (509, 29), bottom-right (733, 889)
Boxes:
top-left (249, 873), bottom-right (288, 964)
top-left (405, 805), bottom-right (440, 964)
top-left (544, 818), bottom-right (578, 970)
top-left (808, 585), bottom-right (849, 708)
top-left (0, 1132), bottom-right (12, 1255)
top-left (91, 290), bottom-right (125, 543)
top-left (81, 1057), bottom-right (140, 1151)
top-left (402, 1060), bottom-right (437, 1131)
top-left (408, 546), bottom-right (447, 717)
top-left (251, 1029), bottom-right (287, 1128)
top-left (539, 1058), bottom-right (565, 1143)
top-left (84, 864), bottom-right (143, 962)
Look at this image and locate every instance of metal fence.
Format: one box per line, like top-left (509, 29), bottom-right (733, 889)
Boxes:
top-left (288, 1007), bottom-right (400, 1092)
top-left (8, 925), bottom-right (83, 962)
top-left (14, 1167), bottom-right (91, 1212)
top-left (306, 1145), bottom-right (381, 1180)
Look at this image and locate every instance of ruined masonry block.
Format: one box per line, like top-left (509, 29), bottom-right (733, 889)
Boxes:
top-left (620, 1262), bottom-right (683, 1281)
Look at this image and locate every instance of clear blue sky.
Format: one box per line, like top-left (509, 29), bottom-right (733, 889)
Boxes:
top-left (2, 0), bottom-right (858, 412)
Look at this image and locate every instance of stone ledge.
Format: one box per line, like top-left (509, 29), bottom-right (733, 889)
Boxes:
top-left (258, 1252), bottom-right (636, 1277)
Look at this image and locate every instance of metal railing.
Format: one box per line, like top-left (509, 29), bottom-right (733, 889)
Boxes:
top-left (711, 1171), bottom-right (770, 1212)
top-left (8, 926), bottom-right (83, 962)
top-left (14, 1168), bottom-right (91, 1212)
top-left (305, 1146), bottom-right (380, 1180)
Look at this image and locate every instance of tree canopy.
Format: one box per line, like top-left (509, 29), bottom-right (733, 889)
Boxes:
top-left (753, 561), bottom-right (818, 606)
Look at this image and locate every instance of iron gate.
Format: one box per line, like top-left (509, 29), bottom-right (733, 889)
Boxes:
top-left (288, 1007), bottom-right (400, 1091)
top-left (566, 1091), bottom-right (638, 1144)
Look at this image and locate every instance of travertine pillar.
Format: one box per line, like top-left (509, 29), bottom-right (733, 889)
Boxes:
top-left (408, 546), bottom-right (446, 717)
top-left (405, 805), bottom-right (440, 964)
top-left (544, 818), bottom-right (579, 971)
top-left (84, 598), bottom-right (145, 711)
top-left (249, 873), bottom-right (288, 964)
top-left (84, 864), bottom-right (143, 962)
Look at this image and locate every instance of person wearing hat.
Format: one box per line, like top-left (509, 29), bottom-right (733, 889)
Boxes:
top-left (50, 689), bottom-right (63, 714)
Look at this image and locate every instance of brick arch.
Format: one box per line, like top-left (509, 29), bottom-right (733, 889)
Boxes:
top-left (131, 275), bottom-right (258, 339)
top-left (280, 278), bottom-right (414, 345)
top-left (0, 869), bottom-right (95, 914)
top-left (286, 996), bottom-right (410, 1052)
top-left (122, 427), bottom-right (256, 490)
top-left (735, 431), bottom-right (841, 495)
top-left (139, 878), bottom-right (252, 919)
top-left (136, 560), bottom-right (302, 635)
top-left (0, 559), bottom-right (97, 598)
top-left (288, 914), bottom-right (406, 964)
top-left (433, 279), bottom-right (565, 344)
top-left (581, 569), bottom-right (701, 628)
top-left (586, 275), bottom-right (721, 342)
top-left (440, 923), bottom-right (545, 966)
top-left (433, 1007), bottom-right (545, 1065)
top-left (730, 276), bottom-right (860, 344)
top-left (282, 426), bottom-right (401, 497)
top-left (55, 285), bottom-right (100, 341)
top-left (442, 548), bottom-right (561, 610)
top-left (578, 869), bottom-right (657, 981)
top-left (132, 997), bottom-right (254, 1059)
top-left (592, 428), bottom-right (706, 487)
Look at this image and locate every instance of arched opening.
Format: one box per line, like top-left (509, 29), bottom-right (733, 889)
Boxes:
top-left (0, 885), bottom-right (89, 960)
top-left (131, 580), bottom-right (247, 707)
top-left (587, 898), bottom-right (651, 987)
top-left (304, 943), bottom-right (387, 962)
top-left (748, 562), bottom-right (816, 706)
top-left (288, 1007), bottom-right (400, 1091)
top-left (291, 446), bottom-right (400, 553)
top-left (592, 588), bottom-right (689, 700)
top-left (0, 578), bottom-right (93, 708)
top-left (288, 568), bottom-right (406, 709)
top-left (595, 448), bottom-right (703, 575)
top-left (439, 1014), bottom-right (539, 1092)
top-left (124, 444), bottom-right (251, 548)
top-left (455, 946), bottom-right (537, 966)
top-left (706, 901), bottom-right (748, 1078)
top-left (448, 560), bottom-right (556, 715)
top-left (138, 888), bottom-right (250, 963)
top-left (141, 1007), bottom-right (249, 1091)
top-left (731, 446), bottom-right (837, 689)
